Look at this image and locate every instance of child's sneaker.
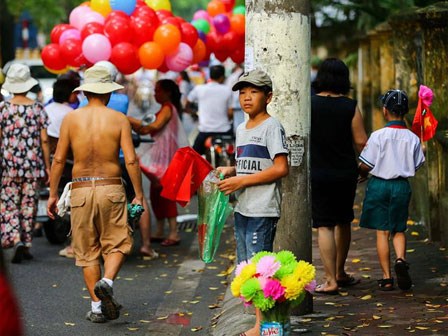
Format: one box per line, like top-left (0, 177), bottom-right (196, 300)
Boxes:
top-left (394, 258), bottom-right (412, 290)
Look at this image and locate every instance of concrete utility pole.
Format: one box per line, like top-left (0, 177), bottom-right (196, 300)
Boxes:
top-left (245, 0), bottom-right (312, 313)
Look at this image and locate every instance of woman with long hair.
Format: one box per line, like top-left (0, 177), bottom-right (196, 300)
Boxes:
top-left (128, 79), bottom-right (188, 249)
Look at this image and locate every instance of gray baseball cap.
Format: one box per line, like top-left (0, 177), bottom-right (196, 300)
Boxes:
top-left (232, 69), bottom-right (272, 91)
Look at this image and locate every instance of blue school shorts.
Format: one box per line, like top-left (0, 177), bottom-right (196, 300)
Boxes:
top-left (234, 212), bottom-right (278, 263)
top-left (360, 176), bottom-right (411, 233)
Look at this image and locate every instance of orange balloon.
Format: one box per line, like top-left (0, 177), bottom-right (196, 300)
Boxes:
top-left (192, 39), bottom-right (206, 64)
top-left (207, 0), bottom-right (226, 17)
top-left (230, 14), bottom-right (245, 35)
top-left (153, 23), bottom-right (181, 55)
top-left (139, 42), bottom-right (165, 69)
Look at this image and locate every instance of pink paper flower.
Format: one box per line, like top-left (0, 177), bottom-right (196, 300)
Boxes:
top-left (256, 256), bottom-right (281, 277)
top-left (305, 280), bottom-right (317, 292)
top-left (263, 279), bottom-right (285, 300)
top-left (235, 260), bottom-right (248, 276)
top-left (419, 85), bottom-right (434, 107)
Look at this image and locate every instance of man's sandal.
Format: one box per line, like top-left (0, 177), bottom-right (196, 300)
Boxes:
top-left (377, 278), bottom-right (394, 291)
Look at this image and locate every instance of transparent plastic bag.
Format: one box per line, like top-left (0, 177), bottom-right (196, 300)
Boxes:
top-left (197, 171), bottom-right (233, 263)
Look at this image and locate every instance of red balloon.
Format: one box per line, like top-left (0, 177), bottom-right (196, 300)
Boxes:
top-left (50, 24), bottom-right (74, 44)
top-left (110, 42), bottom-right (141, 75)
top-left (81, 22), bottom-right (104, 40)
top-left (222, 31), bottom-right (239, 50)
top-left (130, 16), bottom-right (157, 47)
top-left (105, 10), bottom-right (130, 25)
top-left (205, 31), bottom-right (224, 53)
top-left (41, 43), bottom-right (67, 70)
top-left (180, 22), bottom-right (199, 48)
top-left (104, 17), bottom-right (132, 46)
top-left (156, 9), bottom-right (173, 22)
top-left (157, 61), bottom-right (170, 73)
top-left (60, 39), bottom-right (83, 67)
top-left (230, 47), bottom-right (244, 64)
top-left (132, 6), bottom-right (159, 26)
top-left (161, 17), bottom-right (182, 30)
top-left (220, 0), bottom-right (236, 12)
top-left (214, 49), bottom-right (229, 62)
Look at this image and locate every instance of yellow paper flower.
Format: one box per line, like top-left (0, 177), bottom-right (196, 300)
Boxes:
top-left (239, 263), bottom-right (256, 281)
top-left (231, 275), bottom-right (245, 297)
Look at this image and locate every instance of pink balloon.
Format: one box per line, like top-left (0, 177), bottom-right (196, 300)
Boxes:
top-left (193, 10), bottom-right (212, 23)
top-left (79, 11), bottom-right (105, 31)
top-left (59, 28), bottom-right (81, 44)
top-left (82, 34), bottom-right (112, 64)
top-left (166, 42), bottom-right (193, 72)
top-left (69, 6), bottom-right (93, 30)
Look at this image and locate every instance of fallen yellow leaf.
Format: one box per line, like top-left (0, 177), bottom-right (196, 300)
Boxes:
top-left (406, 249), bottom-right (415, 253)
top-left (352, 258), bottom-right (361, 263)
top-left (209, 287), bottom-right (219, 290)
top-left (64, 322), bottom-right (75, 326)
top-left (360, 295), bottom-right (372, 300)
top-left (127, 327), bottom-right (139, 331)
top-left (157, 315), bottom-right (168, 320)
top-left (415, 326), bottom-right (429, 330)
top-left (411, 231), bottom-right (419, 236)
top-left (378, 325), bottom-right (392, 328)
top-left (139, 320), bottom-right (150, 323)
top-left (191, 327), bottom-right (203, 332)
top-left (165, 290), bottom-right (173, 294)
top-left (372, 315), bottom-right (381, 320)
top-left (189, 300), bottom-right (200, 304)
top-left (407, 220), bottom-right (415, 225)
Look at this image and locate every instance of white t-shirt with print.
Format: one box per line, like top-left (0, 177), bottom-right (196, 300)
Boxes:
top-left (234, 117), bottom-right (289, 217)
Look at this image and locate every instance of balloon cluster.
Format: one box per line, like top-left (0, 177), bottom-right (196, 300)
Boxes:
top-left (42, 0), bottom-right (245, 75)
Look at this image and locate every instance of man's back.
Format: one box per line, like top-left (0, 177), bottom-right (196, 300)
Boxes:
top-left (66, 105), bottom-right (126, 178)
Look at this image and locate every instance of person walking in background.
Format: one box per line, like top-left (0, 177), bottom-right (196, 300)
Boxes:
top-left (178, 70), bottom-right (196, 141)
top-left (359, 90), bottom-right (425, 291)
top-left (79, 61), bottom-right (157, 260)
top-left (225, 63), bottom-right (244, 133)
top-left (0, 63), bottom-right (51, 263)
top-left (128, 79), bottom-right (188, 248)
top-left (186, 64), bottom-right (233, 155)
top-left (311, 58), bottom-right (368, 294)
top-left (47, 65), bottom-right (144, 323)
top-left (217, 69), bottom-right (289, 336)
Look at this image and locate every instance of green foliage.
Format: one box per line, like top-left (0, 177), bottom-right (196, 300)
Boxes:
top-left (171, 0), bottom-right (210, 21)
top-left (5, 0), bottom-right (81, 33)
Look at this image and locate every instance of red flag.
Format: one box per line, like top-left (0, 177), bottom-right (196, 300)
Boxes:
top-left (412, 98), bottom-right (438, 141)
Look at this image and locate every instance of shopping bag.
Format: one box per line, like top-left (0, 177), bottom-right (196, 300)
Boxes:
top-left (197, 171), bottom-right (233, 263)
top-left (160, 146), bottom-right (213, 206)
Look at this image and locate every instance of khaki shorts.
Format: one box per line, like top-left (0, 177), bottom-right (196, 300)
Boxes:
top-left (70, 183), bottom-right (133, 267)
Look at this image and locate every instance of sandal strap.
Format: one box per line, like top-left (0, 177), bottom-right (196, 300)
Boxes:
top-left (377, 278), bottom-right (394, 287)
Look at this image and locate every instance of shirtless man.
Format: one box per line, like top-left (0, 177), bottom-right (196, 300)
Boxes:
top-left (47, 65), bottom-right (144, 323)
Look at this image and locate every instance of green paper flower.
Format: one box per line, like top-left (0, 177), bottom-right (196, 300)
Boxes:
top-left (240, 278), bottom-right (261, 301)
top-left (252, 292), bottom-right (275, 311)
top-left (251, 251), bottom-right (275, 264)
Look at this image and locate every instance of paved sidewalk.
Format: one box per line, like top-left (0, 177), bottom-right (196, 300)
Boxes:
top-left (212, 185), bottom-right (448, 336)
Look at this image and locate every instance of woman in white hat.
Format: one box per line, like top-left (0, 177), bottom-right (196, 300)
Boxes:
top-left (0, 63), bottom-right (51, 263)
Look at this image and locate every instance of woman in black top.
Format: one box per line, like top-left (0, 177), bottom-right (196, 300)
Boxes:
top-left (311, 58), bottom-right (367, 294)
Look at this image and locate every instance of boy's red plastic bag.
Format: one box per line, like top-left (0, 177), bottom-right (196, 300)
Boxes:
top-left (160, 147), bottom-right (213, 206)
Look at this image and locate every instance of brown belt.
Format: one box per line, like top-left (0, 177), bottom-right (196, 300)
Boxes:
top-left (71, 178), bottom-right (122, 189)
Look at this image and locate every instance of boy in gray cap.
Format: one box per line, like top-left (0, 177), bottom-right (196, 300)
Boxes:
top-left (217, 69), bottom-right (289, 335)
top-left (359, 89), bottom-right (425, 292)
top-left (47, 65), bottom-right (144, 323)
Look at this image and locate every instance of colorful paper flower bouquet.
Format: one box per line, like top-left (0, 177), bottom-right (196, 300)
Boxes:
top-left (231, 251), bottom-right (316, 335)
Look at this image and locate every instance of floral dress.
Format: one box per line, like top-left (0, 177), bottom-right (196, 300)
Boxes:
top-left (0, 101), bottom-right (49, 248)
